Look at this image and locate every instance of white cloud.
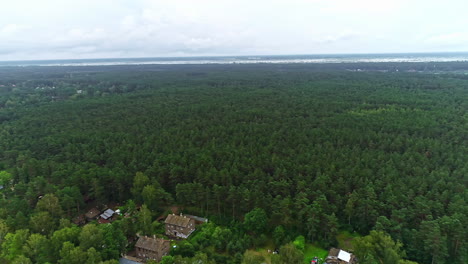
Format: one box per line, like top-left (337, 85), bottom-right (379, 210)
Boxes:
top-left (0, 0), bottom-right (468, 60)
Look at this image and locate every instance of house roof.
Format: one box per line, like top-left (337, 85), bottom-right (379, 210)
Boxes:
top-left (85, 208), bottom-right (101, 218)
top-left (164, 214), bottom-right (193, 227)
top-left (135, 236), bottom-right (170, 252)
top-left (100, 209), bottom-right (115, 220)
top-left (338, 250), bottom-right (351, 262)
top-left (327, 248), bottom-right (353, 263)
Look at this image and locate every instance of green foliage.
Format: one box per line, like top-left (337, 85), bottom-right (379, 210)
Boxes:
top-left (303, 244), bottom-right (328, 264)
top-left (57, 186), bottom-right (84, 215)
top-left (141, 185), bottom-right (159, 210)
top-left (59, 241), bottom-right (86, 264)
top-left (336, 231), bottom-right (360, 251)
top-left (142, 183), bottom-right (173, 211)
top-left (278, 243), bottom-right (304, 264)
top-left (0, 220), bottom-right (9, 245)
top-left (98, 260), bottom-right (119, 264)
top-left (242, 250), bottom-right (265, 264)
top-left (85, 247), bottom-right (102, 264)
top-left (0, 171), bottom-right (12, 186)
top-left (50, 226), bottom-right (81, 261)
top-left (0, 64), bottom-right (467, 264)
top-left (399, 260), bottom-right (419, 264)
top-left (29, 212), bottom-right (56, 235)
top-left (36, 194), bottom-right (63, 218)
top-left (131, 172), bottom-right (150, 203)
top-left (171, 252), bottom-right (215, 264)
top-left (172, 240), bottom-right (195, 258)
top-left (137, 204), bottom-right (153, 235)
top-left (23, 233), bottom-right (50, 263)
top-left (1, 229), bottom-right (29, 262)
top-left (79, 224), bottom-right (103, 251)
top-left (99, 222), bottom-right (127, 260)
top-left (293, 235), bottom-right (305, 251)
top-left (243, 208), bottom-right (268, 235)
top-left (353, 230), bottom-right (406, 264)
top-left (160, 255), bottom-right (175, 264)
top-left (273, 225), bottom-right (288, 247)
top-left (11, 255), bottom-right (32, 264)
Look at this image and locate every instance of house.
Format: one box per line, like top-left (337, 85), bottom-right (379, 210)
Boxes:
top-left (85, 208), bottom-right (101, 221)
top-left (135, 236), bottom-right (170, 262)
top-left (164, 213), bottom-right (196, 239)
top-left (325, 248), bottom-right (357, 264)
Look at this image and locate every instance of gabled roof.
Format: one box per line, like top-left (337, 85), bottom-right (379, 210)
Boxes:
top-left (135, 236), bottom-right (170, 252)
top-left (100, 209), bottom-right (115, 220)
top-left (164, 214), bottom-right (193, 227)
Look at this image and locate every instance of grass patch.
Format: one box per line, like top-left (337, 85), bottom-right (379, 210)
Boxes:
top-left (336, 231), bottom-right (360, 251)
top-left (303, 244), bottom-right (327, 264)
top-left (248, 249), bottom-right (272, 264)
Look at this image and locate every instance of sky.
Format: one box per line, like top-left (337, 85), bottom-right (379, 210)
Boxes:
top-left (1, 0), bottom-right (468, 60)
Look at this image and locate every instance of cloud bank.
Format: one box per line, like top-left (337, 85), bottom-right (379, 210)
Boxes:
top-left (0, 0), bottom-right (468, 60)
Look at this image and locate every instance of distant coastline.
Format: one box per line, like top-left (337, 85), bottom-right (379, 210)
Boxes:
top-left (2, 52), bottom-right (468, 67)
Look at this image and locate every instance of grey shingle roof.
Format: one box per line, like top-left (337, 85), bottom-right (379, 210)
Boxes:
top-left (135, 236), bottom-right (170, 252)
top-left (164, 214), bottom-right (192, 227)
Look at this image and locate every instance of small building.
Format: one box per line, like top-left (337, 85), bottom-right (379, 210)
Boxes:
top-left (165, 213), bottom-right (196, 239)
top-left (85, 208), bottom-right (101, 221)
top-left (325, 248), bottom-right (357, 264)
top-left (135, 236), bottom-right (170, 262)
top-left (98, 209), bottom-right (116, 224)
top-left (100, 209), bottom-right (115, 220)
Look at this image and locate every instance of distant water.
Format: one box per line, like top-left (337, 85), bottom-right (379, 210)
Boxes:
top-left (1, 53), bottom-right (468, 66)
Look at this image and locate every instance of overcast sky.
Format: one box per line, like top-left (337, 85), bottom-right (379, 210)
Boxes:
top-left (1, 0), bottom-right (468, 60)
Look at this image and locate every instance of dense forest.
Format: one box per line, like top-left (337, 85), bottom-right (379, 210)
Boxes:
top-left (0, 63), bottom-right (466, 264)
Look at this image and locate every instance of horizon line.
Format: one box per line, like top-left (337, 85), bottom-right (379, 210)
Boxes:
top-left (2, 51), bottom-right (468, 63)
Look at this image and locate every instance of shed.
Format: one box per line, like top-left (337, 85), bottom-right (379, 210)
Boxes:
top-left (325, 248), bottom-right (356, 264)
top-left (100, 209), bottom-right (115, 220)
top-left (338, 250), bottom-right (351, 262)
